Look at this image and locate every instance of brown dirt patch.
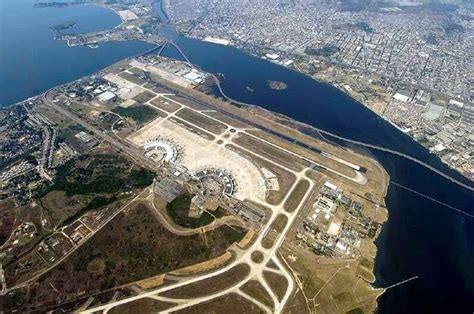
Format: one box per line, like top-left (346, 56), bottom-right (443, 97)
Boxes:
top-left (270, 214), bottom-right (288, 234)
top-left (0, 204), bottom-right (244, 312)
top-left (240, 279), bottom-right (274, 308)
top-left (160, 263), bottom-right (250, 299)
top-left (261, 233), bottom-right (275, 250)
top-left (263, 271), bottom-right (288, 301)
top-left (0, 199), bottom-right (16, 245)
top-left (174, 292), bottom-right (262, 314)
top-left (251, 251), bottom-right (264, 264)
top-left (109, 298), bottom-right (176, 313)
top-left (87, 258), bottom-right (106, 275)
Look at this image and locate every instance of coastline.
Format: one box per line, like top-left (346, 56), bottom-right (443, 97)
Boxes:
top-left (2, 51), bottom-right (391, 311)
top-left (4, 2), bottom-right (473, 311)
top-left (177, 31), bottom-right (472, 184)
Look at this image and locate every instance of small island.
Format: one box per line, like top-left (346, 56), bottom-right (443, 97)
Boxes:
top-left (267, 80), bottom-right (287, 90)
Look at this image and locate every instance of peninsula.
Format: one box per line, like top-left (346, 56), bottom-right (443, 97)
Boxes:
top-left (0, 54), bottom-right (388, 313)
top-left (0, 0), bottom-right (399, 312)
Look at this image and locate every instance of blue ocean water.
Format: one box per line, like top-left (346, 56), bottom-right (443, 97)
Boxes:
top-left (0, 0), bottom-right (153, 106)
top-left (158, 17), bottom-right (474, 313)
top-left (1, 0), bottom-right (473, 312)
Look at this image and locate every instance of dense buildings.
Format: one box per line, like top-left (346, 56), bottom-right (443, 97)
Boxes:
top-left (167, 0), bottom-right (473, 179)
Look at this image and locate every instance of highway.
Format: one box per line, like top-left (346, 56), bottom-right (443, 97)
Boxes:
top-left (39, 76), bottom-right (322, 313)
top-left (43, 92), bottom-right (160, 172)
top-left (33, 59), bottom-right (452, 312)
top-left (82, 165), bottom-right (315, 314)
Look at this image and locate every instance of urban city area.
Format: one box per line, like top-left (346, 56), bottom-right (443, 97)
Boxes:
top-left (170, 0), bottom-right (473, 179)
top-left (0, 0), bottom-right (472, 313)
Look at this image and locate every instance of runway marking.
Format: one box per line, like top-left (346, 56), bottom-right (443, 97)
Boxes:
top-left (175, 43), bottom-right (474, 193)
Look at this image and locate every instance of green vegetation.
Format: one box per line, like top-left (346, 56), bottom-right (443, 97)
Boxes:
top-left (17, 234), bottom-right (33, 245)
top-left (128, 169), bottom-right (155, 188)
top-left (33, 153), bottom-right (155, 226)
top-left (112, 105), bottom-right (159, 124)
top-left (347, 308), bottom-right (364, 314)
top-left (50, 160), bottom-right (123, 195)
top-left (40, 154), bottom-right (154, 197)
top-left (219, 224), bottom-right (245, 244)
top-left (267, 80), bottom-right (288, 91)
top-left (354, 22), bottom-right (373, 33)
top-left (166, 194), bottom-right (215, 228)
top-left (57, 124), bottom-right (86, 143)
top-left (61, 195), bottom-right (118, 227)
top-left (0, 203), bottom-right (246, 312)
top-left (0, 150), bottom-right (36, 171)
top-left (305, 45), bottom-right (340, 57)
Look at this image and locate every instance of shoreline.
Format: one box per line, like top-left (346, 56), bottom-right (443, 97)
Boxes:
top-left (178, 31), bottom-right (472, 184)
top-left (2, 52), bottom-right (390, 310)
top-left (3, 3), bottom-right (471, 310)
top-left (2, 2), bottom-right (473, 312)
top-left (0, 53), bottom-right (390, 312)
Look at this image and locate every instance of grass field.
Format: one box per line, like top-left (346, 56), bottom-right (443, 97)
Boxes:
top-left (270, 214), bottom-right (288, 234)
top-left (241, 279), bottom-right (274, 308)
top-left (167, 95), bottom-right (208, 111)
top-left (204, 111), bottom-right (250, 129)
top-left (39, 153), bottom-right (154, 197)
top-left (175, 108), bottom-right (228, 134)
top-left (150, 97), bottom-right (181, 113)
top-left (0, 204), bottom-right (245, 312)
top-left (251, 251), bottom-right (264, 264)
top-left (118, 72), bottom-right (146, 85)
top-left (35, 152), bottom-right (154, 227)
top-left (168, 117), bottom-right (216, 141)
top-left (110, 298), bottom-right (176, 313)
top-left (233, 133), bottom-right (305, 172)
top-left (112, 105), bottom-right (159, 125)
top-left (132, 91), bottom-right (156, 103)
top-left (263, 270), bottom-right (288, 301)
top-left (0, 199), bottom-right (16, 246)
top-left (280, 244), bottom-right (382, 313)
top-left (166, 193), bottom-right (215, 228)
top-left (160, 263), bottom-right (250, 299)
top-left (175, 293), bottom-right (263, 314)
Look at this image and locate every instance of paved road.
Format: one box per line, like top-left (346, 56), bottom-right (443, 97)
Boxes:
top-left (43, 92), bottom-right (159, 172)
top-left (5, 188), bottom-right (150, 293)
top-left (211, 73), bottom-right (474, 192)
top-left (84, 171), bottom-right (314, 313)
top-left (138, 75), bottom-right (371, 177)
top-left (80, 107), bottom-right (317, 313)
top-left (37, 73), bottom-right (367, 313)
top-left (39, 73), bottom-right (373, 312)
